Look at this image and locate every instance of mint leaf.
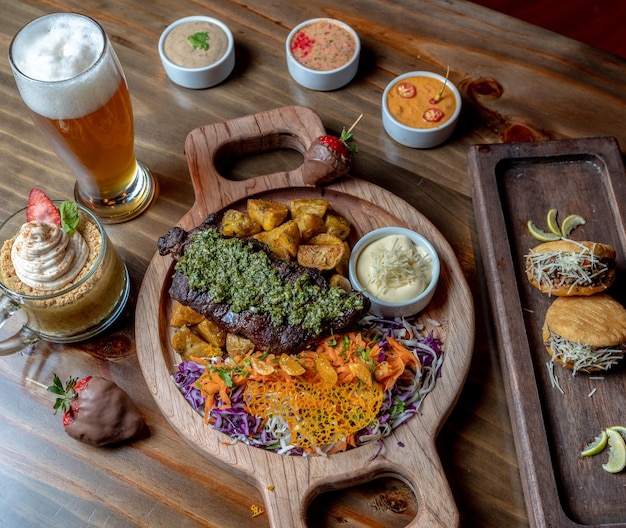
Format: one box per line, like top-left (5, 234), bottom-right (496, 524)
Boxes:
top-left (59, 201), bottom-right (79, 235)
top-left (188, 32), bottom-right (209, 50)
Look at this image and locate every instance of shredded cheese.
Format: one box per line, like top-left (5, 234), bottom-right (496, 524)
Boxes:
top-left (525, 243), bottom-right (610, 294)
top-left (369, 237), bottom-right (431, 295)
top-left (546, 361), bottom-right (564, 394)
top-left (547, 330), bottom-right (624, 375)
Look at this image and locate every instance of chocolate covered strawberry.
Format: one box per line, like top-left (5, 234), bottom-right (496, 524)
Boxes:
top-left (302, 115), bottom-right (361, 184)
top-left (48, 374), bottom-right (146, 447)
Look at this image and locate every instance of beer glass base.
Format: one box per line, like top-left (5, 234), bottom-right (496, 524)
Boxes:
top-left (74, 160), bottom-right (156, 224)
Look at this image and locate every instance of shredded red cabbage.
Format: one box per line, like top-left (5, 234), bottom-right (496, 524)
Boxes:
top-left (172, 314), bottom-right (444, 455)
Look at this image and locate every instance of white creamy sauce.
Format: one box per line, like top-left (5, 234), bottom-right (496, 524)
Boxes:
top-left (356, 234), bottom-right (432, 302)
top-left (11, 221), bottom-right (89, 291)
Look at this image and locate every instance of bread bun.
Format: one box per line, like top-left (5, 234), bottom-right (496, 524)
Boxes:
top-left (526, 240), bottom-right (616, 296)
top-left (542, 294), bottom-right (626, 372)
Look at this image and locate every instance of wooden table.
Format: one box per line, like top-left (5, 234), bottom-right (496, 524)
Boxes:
top-left (1, 1), bottom-right (625, 527)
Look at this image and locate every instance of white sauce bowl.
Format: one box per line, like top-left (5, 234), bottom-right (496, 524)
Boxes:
top-left (286, 18), bottom-right (360, 91)
top-left (158, 16), bottom-right (235, 89)
top-left (348, 227), bottom-right (440, 318)
top-left (382, 71), bottom-right (462, 148)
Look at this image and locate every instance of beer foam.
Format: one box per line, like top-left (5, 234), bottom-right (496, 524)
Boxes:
top-left (10, 14), bottom-right (122, 119)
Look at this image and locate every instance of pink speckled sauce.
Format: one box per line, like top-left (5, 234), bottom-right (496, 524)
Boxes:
top-left (290, 20), bottom-right (356, 71)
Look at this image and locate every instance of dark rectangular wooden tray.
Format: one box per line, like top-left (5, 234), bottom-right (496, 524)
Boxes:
top-left (468, 137), bottom-right (626, 528)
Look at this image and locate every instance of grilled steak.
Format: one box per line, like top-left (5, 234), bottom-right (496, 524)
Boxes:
top-left (158, 214), bottom-right (369, 354)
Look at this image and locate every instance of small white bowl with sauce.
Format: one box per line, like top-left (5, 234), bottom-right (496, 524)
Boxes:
top-left (382, 71), bottom-right (462, 148)
top-left (348, 227), bottom-right (440, 318)
top-left (159, 16), bottom-right (235, 89)
top-left (286, 18), bottom-right (360, 91)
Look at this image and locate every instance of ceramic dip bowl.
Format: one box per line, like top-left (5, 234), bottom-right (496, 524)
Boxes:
top-left (382, 71), bottom-right (461, 148)
top-left (348, 226), bottom-right (440, 318)
top-left (159, 16), bottom-right (235, 89)
top-left (286, 18), bottom-right (360, 91)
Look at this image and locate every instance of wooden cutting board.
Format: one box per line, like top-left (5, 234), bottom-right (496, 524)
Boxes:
top-left (468, 137), bottom-right (626, 528)
top-left (136, 106), bottom-right (474, 528)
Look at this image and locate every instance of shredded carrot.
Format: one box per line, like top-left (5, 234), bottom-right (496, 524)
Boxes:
top-left (190, 331), bottom-right (421, 449)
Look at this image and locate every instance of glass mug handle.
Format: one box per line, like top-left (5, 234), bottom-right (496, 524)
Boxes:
top-left (0, 296), bottom-right (39, 356)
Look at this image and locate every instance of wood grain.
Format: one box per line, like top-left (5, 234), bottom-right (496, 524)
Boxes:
top-left (136, 106), bottom-right (474, 528)
top-left (2, 0), bottom-right (626, 526)
top-left (468, 137), bottom-right (626, 528)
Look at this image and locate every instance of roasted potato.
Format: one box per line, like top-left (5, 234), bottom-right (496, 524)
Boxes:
top-left (170, 301), bottom-right (205, 327)
top-left (308, 233), bottom-right (344, 246)
top-left (221, 209), bottom-right (262, 237)
top-left (194, 318), bottom-right (227, 348)
top-left (172, 325), bottom-right (223, 360)
top-left (297, 243), bottom-right (346, 270)
top-left (254, 220), bottom-right (301, 259)
top-left (226, 333), bottom-right (254, 355)
top-left (248, 199), bottom-right (289, 231)
top-left (295, 213), bottom-right (326, 242)
top-left (289, 198), bottom-right (329, 219)
top-left (335, 241), bottom-right (351, 276)
top-left (329, 273), bottom-right (352, 292)
top-left (324, 213), bottom-right (351, 240)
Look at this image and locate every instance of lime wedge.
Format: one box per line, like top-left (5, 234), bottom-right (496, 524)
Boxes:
top-left (527, 220), bottom-right (561, 242)
top-left (602, 429), bottom-right (626, 473)
top-left (546, 208), bottom-right (562, 237)
top-left (561, 214), bottom-right (586, 238)
top-left (581, 429), bottom-right (608, 457)
top-left (607, 425), bottom-right (626, 440)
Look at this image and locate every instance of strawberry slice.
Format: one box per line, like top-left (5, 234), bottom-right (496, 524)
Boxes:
top-left (26, 188), bottom-right (62, 227)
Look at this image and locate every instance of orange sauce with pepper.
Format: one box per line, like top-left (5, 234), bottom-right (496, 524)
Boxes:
top-left (386, 76), bottom-right (456, 129)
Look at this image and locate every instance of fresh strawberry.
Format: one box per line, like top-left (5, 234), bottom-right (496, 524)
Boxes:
top-left (26, 188), bottom-right (62, 227)
top-left (302, 125), bottom-right (359, 184)
top-left (48, 373), bottom-right (146, 447)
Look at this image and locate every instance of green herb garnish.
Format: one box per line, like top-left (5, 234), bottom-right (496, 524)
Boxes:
top-left (188, 31), bottom-right (210, 50)
top-left (59, 201), bottom-right (79, 235)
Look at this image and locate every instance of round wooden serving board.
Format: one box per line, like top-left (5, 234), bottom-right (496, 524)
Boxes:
top-left (136, 106), bottom-right (474, 528)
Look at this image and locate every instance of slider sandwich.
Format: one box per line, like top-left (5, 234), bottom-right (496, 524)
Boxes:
top-left (542, 294), bottom-right (626, 374)
top-left (526, 240), bottom-right (616, 296)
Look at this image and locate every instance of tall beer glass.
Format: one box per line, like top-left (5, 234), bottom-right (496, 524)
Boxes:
top-left (9, 13), bottom-right (155, 224)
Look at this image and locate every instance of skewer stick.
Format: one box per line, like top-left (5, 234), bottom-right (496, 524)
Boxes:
top-left (434, 65), bottom-right (450, 102)
top-left (346, 114), bottom-right (363, 134)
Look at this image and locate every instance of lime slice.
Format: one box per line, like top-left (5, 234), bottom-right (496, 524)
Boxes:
top-left (607, 425), bottom-right (626, 440)
top-left (527, 220), bottom-right (561, 242)
top-left (581, 429), bottom-right (608, 457)
top-left (546, 208), bottom-right (562, 237)
top-left (561, 214), bottom-right (586, 238)
top-left (602, 428), bottom-right (626, 473)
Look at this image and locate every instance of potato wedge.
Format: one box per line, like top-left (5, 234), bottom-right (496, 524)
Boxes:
top-left (257, 220), bottom-right (301, 259)
top-left (172, 325), bottom-right (223, 360)
top-left (289, 198), bottom-right (329, 219)
top-left (335, 241), bottom-right (351, 276)
top-left (170, 301), bottom-right (205, 327)
top-left (221, 209), bottom-right (262, 237)
top-left (297, 243), bottom-right (346, 270)
top-left (194, 318), bottom-right (227, 348)
top-left (226, 333), bottom-right (254, 355)
top-left (309, 233), bottom-right (344, 246)
top-left (295, 213), bottom-right (326, 242)
top-left (325, 213), bottom-right (351, 240)
top-left (248, 199), bottom-right (289, 231)
top-left (329, 273), bottom-right (353, 292)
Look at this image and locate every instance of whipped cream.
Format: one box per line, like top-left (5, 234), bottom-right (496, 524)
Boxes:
top-left (11, 221), bottom-right (89, 291)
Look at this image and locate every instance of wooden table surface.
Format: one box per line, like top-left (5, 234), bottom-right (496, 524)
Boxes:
top-left (1, 1), bottom-right (625, 527)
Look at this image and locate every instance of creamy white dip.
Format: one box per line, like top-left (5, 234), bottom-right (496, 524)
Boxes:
top-left (356, 234), bottom-right (432, 302)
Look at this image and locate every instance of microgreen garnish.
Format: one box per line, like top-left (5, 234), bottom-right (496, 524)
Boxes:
top-left (59, 201), bottom-right (79, 235)
top-left (188, 32), bottom-right (210, 50)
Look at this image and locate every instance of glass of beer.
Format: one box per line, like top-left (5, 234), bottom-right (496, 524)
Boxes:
top-left (9, 13), bottom-right (155, 224)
